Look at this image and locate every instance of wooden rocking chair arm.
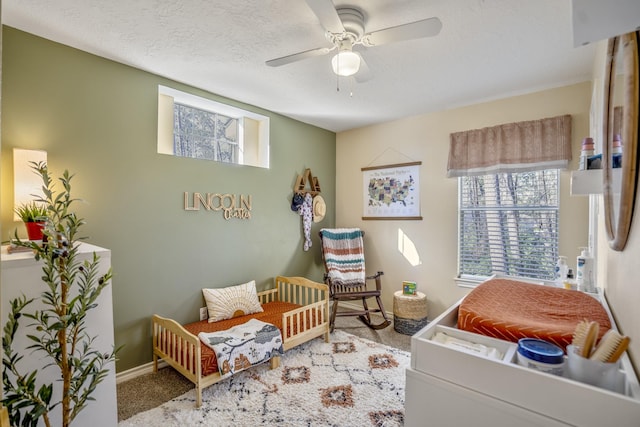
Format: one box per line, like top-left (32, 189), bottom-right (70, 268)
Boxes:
top-left (365, 271), bottom-right (384, 280)
top-left (366, 271), bottom-right (384, 291)
top-left (325, 271), bottom-right (383, 282)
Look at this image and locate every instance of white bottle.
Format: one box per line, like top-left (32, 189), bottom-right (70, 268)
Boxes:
top-left (554, 256), bottom-right (568, 287)
top-left (576, 248), bottom-right (595, 293)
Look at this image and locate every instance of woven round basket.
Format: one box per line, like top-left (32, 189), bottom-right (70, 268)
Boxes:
top-left (393, 291), bottom-right (428, 335)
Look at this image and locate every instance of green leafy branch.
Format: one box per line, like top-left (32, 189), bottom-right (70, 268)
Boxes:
top-left (2, 161), bottom-right (120, 427)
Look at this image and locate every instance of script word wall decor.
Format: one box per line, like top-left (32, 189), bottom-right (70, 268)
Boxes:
top-left (183, 192), bottom-right (252, 220)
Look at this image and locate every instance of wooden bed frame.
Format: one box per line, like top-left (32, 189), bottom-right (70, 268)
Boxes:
top-left (152, 276), bottom-right (330, 407)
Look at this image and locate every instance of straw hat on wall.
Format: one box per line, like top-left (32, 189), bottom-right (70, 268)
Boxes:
top-left (313, 195), bottom-right (326, 223)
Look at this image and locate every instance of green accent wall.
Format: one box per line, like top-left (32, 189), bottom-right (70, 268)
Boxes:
top-left (0, 26), bottom-right (336, 371)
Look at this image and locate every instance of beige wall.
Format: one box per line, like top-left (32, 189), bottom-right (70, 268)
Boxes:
top-left (590, 38), bottom-right (640, 372)
top-left (604, 206), bottom-right (640, 372)
top-left (336, 82), bottom-right (592, 321)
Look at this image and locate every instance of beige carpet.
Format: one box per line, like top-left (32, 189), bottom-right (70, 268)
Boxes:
top-left (117, 315), bottom-right (412, 422)
top-left (119, 329), bottom-right (410, 426)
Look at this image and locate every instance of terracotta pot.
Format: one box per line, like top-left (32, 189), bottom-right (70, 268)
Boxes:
top-left (24, 221), bottom-right (45, 241)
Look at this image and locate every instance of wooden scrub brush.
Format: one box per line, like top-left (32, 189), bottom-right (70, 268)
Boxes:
top-left (590, 329), bottom-right (631, 363)
top-left (571, 320), bottom-right (599, 358)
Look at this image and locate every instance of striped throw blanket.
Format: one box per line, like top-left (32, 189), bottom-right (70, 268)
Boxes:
top-left (320, 228), bottom-right (366, 286)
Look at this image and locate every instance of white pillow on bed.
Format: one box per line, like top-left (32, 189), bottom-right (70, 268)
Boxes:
top-left (202, 280), bottom-right (264, 323)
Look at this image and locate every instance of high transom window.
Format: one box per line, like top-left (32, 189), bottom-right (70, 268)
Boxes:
top-left (157, 86), bottom-right (269, 168)
top-left (173, 103), bottom-right (239, 163)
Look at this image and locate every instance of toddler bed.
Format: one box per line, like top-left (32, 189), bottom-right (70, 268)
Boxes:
top-left (152, 276), bottom-right (330, 407)
top-left (457, 277), bottom-right (611, 350)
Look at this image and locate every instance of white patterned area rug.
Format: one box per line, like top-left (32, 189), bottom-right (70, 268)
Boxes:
top-left (119, 330), bottom-right (410, 427)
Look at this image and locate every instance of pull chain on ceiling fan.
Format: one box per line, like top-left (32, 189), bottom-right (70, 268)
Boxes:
top-left (265, 0), bottom-right (442, 82)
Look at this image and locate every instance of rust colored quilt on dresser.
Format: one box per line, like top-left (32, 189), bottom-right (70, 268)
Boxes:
top-left (457, 278), bottom-right (611, 351)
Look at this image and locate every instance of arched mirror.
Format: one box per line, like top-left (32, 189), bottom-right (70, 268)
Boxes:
top-left (602, 31), bottom-right (639, 251)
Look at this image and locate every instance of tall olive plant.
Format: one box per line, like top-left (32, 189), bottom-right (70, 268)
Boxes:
top-left (2, 162), bottom-right (118, 427)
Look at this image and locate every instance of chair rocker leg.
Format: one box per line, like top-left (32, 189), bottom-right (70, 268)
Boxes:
top-left (357, 296), bottom-right (391, 330)
top-left (377, 296), bottom-right (390, 322)
top-left (330, 299), bottom-right (339, 332)
top-left (361, 298), bottom-right (372, 324)
top-left (358, 316), bottom-right (391, 330)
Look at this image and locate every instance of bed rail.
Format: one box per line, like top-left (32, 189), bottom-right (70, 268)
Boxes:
top-left (152, 314), bottom-right (205, 405)
top-left (257, 287), bottom-right (279, 303)
top-left (275, 275), bottom-right (329, 306)
top-left (282, 299), bottom-right (329, 348)
top-left (274, 275), bottom-right (330, 347)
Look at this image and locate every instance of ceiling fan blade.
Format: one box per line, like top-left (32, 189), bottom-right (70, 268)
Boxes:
top-left (305, 0), bottom-right (345, 33)
top-left (354, 54), bottom-right (372, 83)
top-left (265, 46), bottom-right (332, 67)
top-left (364, 17), bottom-right (442, 46)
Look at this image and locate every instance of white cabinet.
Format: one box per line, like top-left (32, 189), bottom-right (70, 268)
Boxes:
top-left (1, 243), bottom-right (117, 427)
top-left (405, 296), bottom-right (640, 427)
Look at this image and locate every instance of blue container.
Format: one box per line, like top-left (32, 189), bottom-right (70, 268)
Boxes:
top-left (517, 338), bottom-right (565, 375)
top-left (587, 154), bottom-right (602, 170)
top-left (613, 153), bottom-right (622, 168)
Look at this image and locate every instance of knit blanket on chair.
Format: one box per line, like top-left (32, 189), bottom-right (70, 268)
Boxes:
top-left (320, 228), bottom-right (366, 286)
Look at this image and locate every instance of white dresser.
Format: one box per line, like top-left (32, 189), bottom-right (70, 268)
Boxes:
top-left (405, 295), bottom-right (640, 427)
top-left (1, 243), bottom-right (117, 427)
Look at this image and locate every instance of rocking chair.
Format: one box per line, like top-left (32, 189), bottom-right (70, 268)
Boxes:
top-left (319, 228), bottom-right (391, 331)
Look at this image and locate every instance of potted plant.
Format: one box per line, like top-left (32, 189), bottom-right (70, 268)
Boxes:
top-left (14, 201), bottom-right (48, 241)
top-left (3, 161), bottom-right (119, 427)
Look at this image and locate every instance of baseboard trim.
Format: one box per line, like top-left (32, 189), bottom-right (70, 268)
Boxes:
top-left (116, 359), bottom-right (168, 384)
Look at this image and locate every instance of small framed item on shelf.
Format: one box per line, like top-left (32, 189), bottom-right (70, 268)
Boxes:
top-left (403, 281), bottom-right (417, 295)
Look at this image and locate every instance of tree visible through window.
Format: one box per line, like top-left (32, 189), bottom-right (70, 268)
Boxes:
top-left (158, 85), bottom-right (270, 168)
top-left (173, 103), bottom-right (239, 163)
top-left (458, 169), bottom-right (559, 281)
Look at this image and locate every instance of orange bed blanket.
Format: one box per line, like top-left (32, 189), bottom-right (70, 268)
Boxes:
top-left (184, 301), bottom-right (309, 376)
top-left (457, 278), bottom-right (611, 351)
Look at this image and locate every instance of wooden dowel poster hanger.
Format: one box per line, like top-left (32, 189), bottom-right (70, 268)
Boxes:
top-left (365, 147), bottom-right (418, 169)
top-left (361, 161), bottom-right (422, 172)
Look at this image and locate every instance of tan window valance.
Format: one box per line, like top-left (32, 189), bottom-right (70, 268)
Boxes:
top-left (447, 114), bottom-right (572, 177)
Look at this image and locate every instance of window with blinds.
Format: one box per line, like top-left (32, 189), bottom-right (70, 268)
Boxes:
top-left (458, 169), bottom-right (559, 281)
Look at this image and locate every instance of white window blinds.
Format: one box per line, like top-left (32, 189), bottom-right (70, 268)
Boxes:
top-left (458, 169), bottom-right (559, 281)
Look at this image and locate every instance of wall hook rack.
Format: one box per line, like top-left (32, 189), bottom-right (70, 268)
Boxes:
top-left (293, 168), bottom-right (321, 196)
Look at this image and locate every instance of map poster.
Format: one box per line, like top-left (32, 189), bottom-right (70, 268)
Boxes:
top-left (362, 162), bottom-right (422, 220)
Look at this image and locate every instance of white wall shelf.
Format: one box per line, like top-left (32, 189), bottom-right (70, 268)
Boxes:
top-left (570, 168), bottom-right (622, 195)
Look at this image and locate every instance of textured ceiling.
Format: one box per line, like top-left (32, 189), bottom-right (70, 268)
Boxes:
top-left (2, 0), bottom-right (598, 132)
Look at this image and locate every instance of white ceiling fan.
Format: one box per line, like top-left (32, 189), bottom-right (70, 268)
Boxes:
top-left (265, 0), bottom-right (442, 81)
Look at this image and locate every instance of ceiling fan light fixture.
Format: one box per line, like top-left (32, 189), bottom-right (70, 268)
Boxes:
top-left (331, 50), bottom-right (360, 76)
